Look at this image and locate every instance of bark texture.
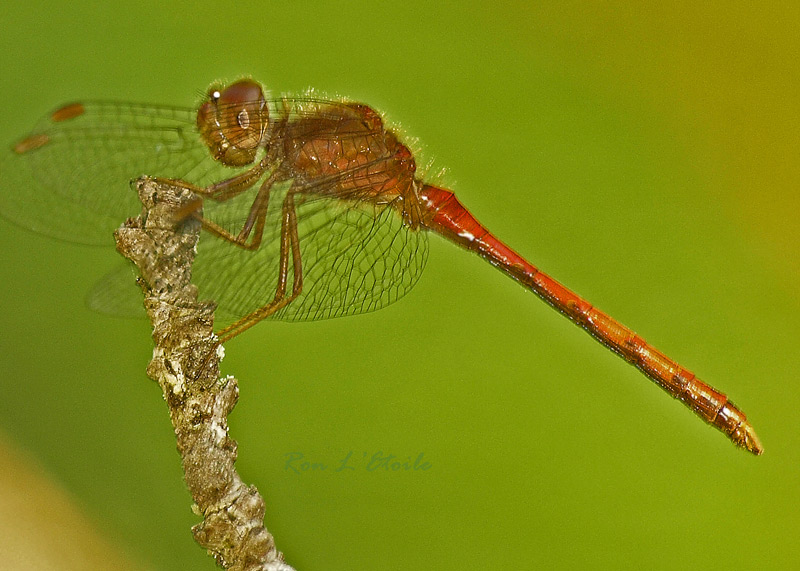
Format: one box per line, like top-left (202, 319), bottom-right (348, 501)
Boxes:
top-left (114, 177), bottom-right (295, 571)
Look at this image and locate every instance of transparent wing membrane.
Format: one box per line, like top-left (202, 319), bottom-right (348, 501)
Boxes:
top-left (85, 262), bottom-right (145, 318)
top-left (194, 186), bottom-right (427, 324)
top-left (1, 102), bottom-right (220, 243)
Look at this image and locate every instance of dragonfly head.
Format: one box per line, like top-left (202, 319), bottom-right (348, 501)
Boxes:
top-left (197, 80), bottom-right (268, 167)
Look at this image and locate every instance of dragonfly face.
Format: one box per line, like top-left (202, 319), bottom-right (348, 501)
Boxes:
top-left (196, 80), bottom-right (268, 167)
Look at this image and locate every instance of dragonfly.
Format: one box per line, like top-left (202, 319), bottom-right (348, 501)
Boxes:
top-left (0, 79), bottom-right (762, 455)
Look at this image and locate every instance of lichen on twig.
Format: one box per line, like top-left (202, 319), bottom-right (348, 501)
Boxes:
top-left (114, 176), bottom-right (295, 571)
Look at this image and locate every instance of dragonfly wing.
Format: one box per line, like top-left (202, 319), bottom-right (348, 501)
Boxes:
top-left (85, 261), bottom-right (146, 318)
top-left (280, 193), bottom-right (428, 321)
top-left (0, 102), bottom-right (229, 245)
top-left (192, 182), bottom-right (428, 325)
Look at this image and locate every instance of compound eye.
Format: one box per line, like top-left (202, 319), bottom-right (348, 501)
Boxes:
top-left (220, 80), bottom-right (267, 148)
top-left (218, 80), bottom-right (264, 109)
top-left (197, 80), bottom-right (269, 167)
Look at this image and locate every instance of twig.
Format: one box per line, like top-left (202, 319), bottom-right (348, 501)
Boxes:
top-left (114, 176), bottom-right (296, 571)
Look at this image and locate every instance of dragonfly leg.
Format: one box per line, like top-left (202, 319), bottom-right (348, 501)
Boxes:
top-left (214, 189), bottom-right (303, 344)
top-left (151, 144), bottom-right (278, 207)
top-left (148, 165), bottom-right (272, 237)
top-left (192, 170), bottom-right (281, 250)
top-left (202, 159), bottom-right (271, 202)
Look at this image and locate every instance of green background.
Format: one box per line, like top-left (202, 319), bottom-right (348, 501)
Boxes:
top-left (1, 2), bottom-right (797, 569)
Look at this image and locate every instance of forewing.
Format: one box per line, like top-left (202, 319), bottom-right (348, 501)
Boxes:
top-left (0, 102), bottom-right (225, 244)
